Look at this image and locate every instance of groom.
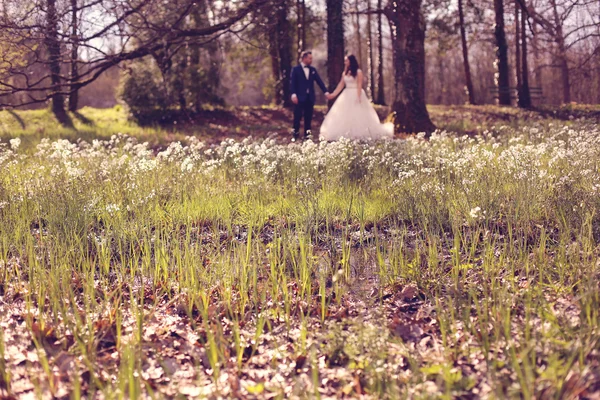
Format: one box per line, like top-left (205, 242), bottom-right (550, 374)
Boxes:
top-left (290, 51), bottom-right (329, 141)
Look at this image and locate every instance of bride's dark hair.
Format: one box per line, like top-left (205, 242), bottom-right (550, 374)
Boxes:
top-left (345, 55), bottom-right (360, 77)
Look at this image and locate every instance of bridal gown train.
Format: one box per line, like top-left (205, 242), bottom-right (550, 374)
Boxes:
top-left (320, 74), bottom-right (394, 141)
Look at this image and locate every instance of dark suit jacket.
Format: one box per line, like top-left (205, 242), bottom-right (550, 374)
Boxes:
top-left (290, 64), bottom-right (328, 103)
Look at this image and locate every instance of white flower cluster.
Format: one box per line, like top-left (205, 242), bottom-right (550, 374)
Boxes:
top-left (1, 121), bottom-right (598, 224)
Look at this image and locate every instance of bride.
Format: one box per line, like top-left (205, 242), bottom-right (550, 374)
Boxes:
top-left (321, 55), bottom-right (394, 141)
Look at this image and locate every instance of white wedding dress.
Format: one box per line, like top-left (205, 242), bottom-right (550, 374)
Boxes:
top-left (320, 74), bottom-right (394, 141)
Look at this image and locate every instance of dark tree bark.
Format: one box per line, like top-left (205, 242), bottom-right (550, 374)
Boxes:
top-left (45, 0), bottom-right (70, 124)
top-left (326, 0), bottom-right (344, 107)
top-left (494, 0), bottom-right (511, 105)
top-left (518, 2), bottom-right (531, 108)
top-left (386, 0), bottom-right (436, 135)
top-left (68, 0), bottom-right (79, 111)
top-left (515, 1), bottom-right (522, 96)
top-left (269, 28), bottom-right (282, 105)
top-left (375, 0), bottom-right (386, 105)
top-left (268, 0), bottom-right (286, 105)
top-left (458, 0), bottom-right (476, 104)
top-left (366, 0), bottom-right (375, 99)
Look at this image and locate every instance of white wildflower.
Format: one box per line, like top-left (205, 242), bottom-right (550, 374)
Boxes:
top-left (10, 138), bottom-right (21, 150)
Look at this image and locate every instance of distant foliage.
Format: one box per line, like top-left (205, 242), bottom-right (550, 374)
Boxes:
top-left (119, 52), bottom-right (223, 124)
top-left (120, 64), bottom-right (168, 117)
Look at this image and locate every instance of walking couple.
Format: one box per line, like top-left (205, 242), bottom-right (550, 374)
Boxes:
top-left (290, 51), bottom-right (393, 142)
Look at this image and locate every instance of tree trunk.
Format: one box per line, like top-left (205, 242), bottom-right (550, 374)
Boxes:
top-left (386, 0), bottom-right (436, 135)
top-left (269, 28), bottom-right (282, 105)
top-left (550, 0), bottom-right (570, 103)
top-left (278, 1), bottom-right (293, 107)
top-left (494, 0), bottom-right (511, 105)
top-left (366, 0), bottom-right (375, 99)
top-left (458, 0), bottom-right (476, 104)
top-left (531, 21), bottom-right (542, 89)
top-left (515, 1), bottom-right (522, 94)
top-left (437, 53), bottom-right (445, 104)
top-left (518, 2), bottom-right (531, 108)
top-left (296, 0), bottom-right (305, 58)
top-left (354, 0), bottom-right (363, 66)
top-left (188, 0), bottom-right (220, 111)
top-left (45, 0), bottom-right (70, 124)
top-left (375, 0), bottom-right (386, 105)
top-left (326, 0), bottom-right (344, 107)
top-left (68, 0), bottom-right (79, 112)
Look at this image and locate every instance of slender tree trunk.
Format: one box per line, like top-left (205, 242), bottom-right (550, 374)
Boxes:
top-left (596, 51), bottom-right (600, 104)
top-left (46, 0), bottom-right (70, 124)
top-left (326, 0), bottom-right (344, 107)
top-left (278, 1), bottom-right (293, 107)
top-left (519, 4), bottom-right (531, 108)
top-left (269, 30), bottom-right (282, 105)
top-left (367, 0), bottom-right (376, 99)
top-left (189, 0), bottom-right (220, 111)
top-left (375, 0), bottom-right (386, 105)
top-left (437, 52), bottom-right (444, 104)
top-left (458, 0), bottom-right (476, 104)
top-left (514, 0), bottom-right (522, 90)
top-left (515, 1), bottom-right (522, 100)
top-left (68, 0), bottom-right (79, 111)
top-left (550, 0), bottom-right (570, 103)
top-left (174, 51), bottom-right (188, 111)
top-left (354, 0), bottom-right (363, 66)
top-left (494, 0), bottom-right (511, 105)
top-left (386, 0), bottom-right (436, 135)
top-left (301, 0), bottom-right (306, 51)
top-left (296, 0), bottom-right (305, 58)
top-left (531, 21), bottom-right (542, 89)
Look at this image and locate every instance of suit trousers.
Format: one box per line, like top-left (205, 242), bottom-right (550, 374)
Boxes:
top-left (293, 99), bottom-right (314, 134)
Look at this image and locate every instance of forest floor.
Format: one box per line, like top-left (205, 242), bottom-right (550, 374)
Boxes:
top-left (1, 103), bottom-right (599, 149)
top-left (1, 105), bottom-right (600, 399)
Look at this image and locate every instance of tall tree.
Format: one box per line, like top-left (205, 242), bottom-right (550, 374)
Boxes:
top-left (45, 0), bottom-right (70, 124)
top-left (68, 0), bottom-right (79, 112)
top-left (268, 22), bottom-right (282, 105)
top-left (354, 0), bottom-right (363, 65)
top-left (296, 0), bottom-right (306, 57)
top-left (366, 0), bottom-right (376, 99)
top-left (375, 0), bottom-right (386, 105)
top-left (269, 0), bottom-right (293, 106)
top-left (188, 0), bottom-right (221, 112)
top-left (458, 0), bottom-right (476, 104)
top-left (385, 0), bottom-right (436, 135)
top-left (518, 1), bottom-right (531, 108)
top-left (326, 0), bottom-right (344, 106)
top-left (515, 0), bottom-right (522, 96)
top-left (550, 0), bottom-right (570, 103)
top-left (531, 20), bottom-right (542, 89)
top-left (494, 0), bottom-right (511, 105)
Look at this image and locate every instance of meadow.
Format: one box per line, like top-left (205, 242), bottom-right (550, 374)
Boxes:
top-left (0, 106), bottom-right (600, 398)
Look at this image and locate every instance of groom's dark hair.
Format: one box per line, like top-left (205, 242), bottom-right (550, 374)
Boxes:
top-left (301, 51), bottom-right (312, 60)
